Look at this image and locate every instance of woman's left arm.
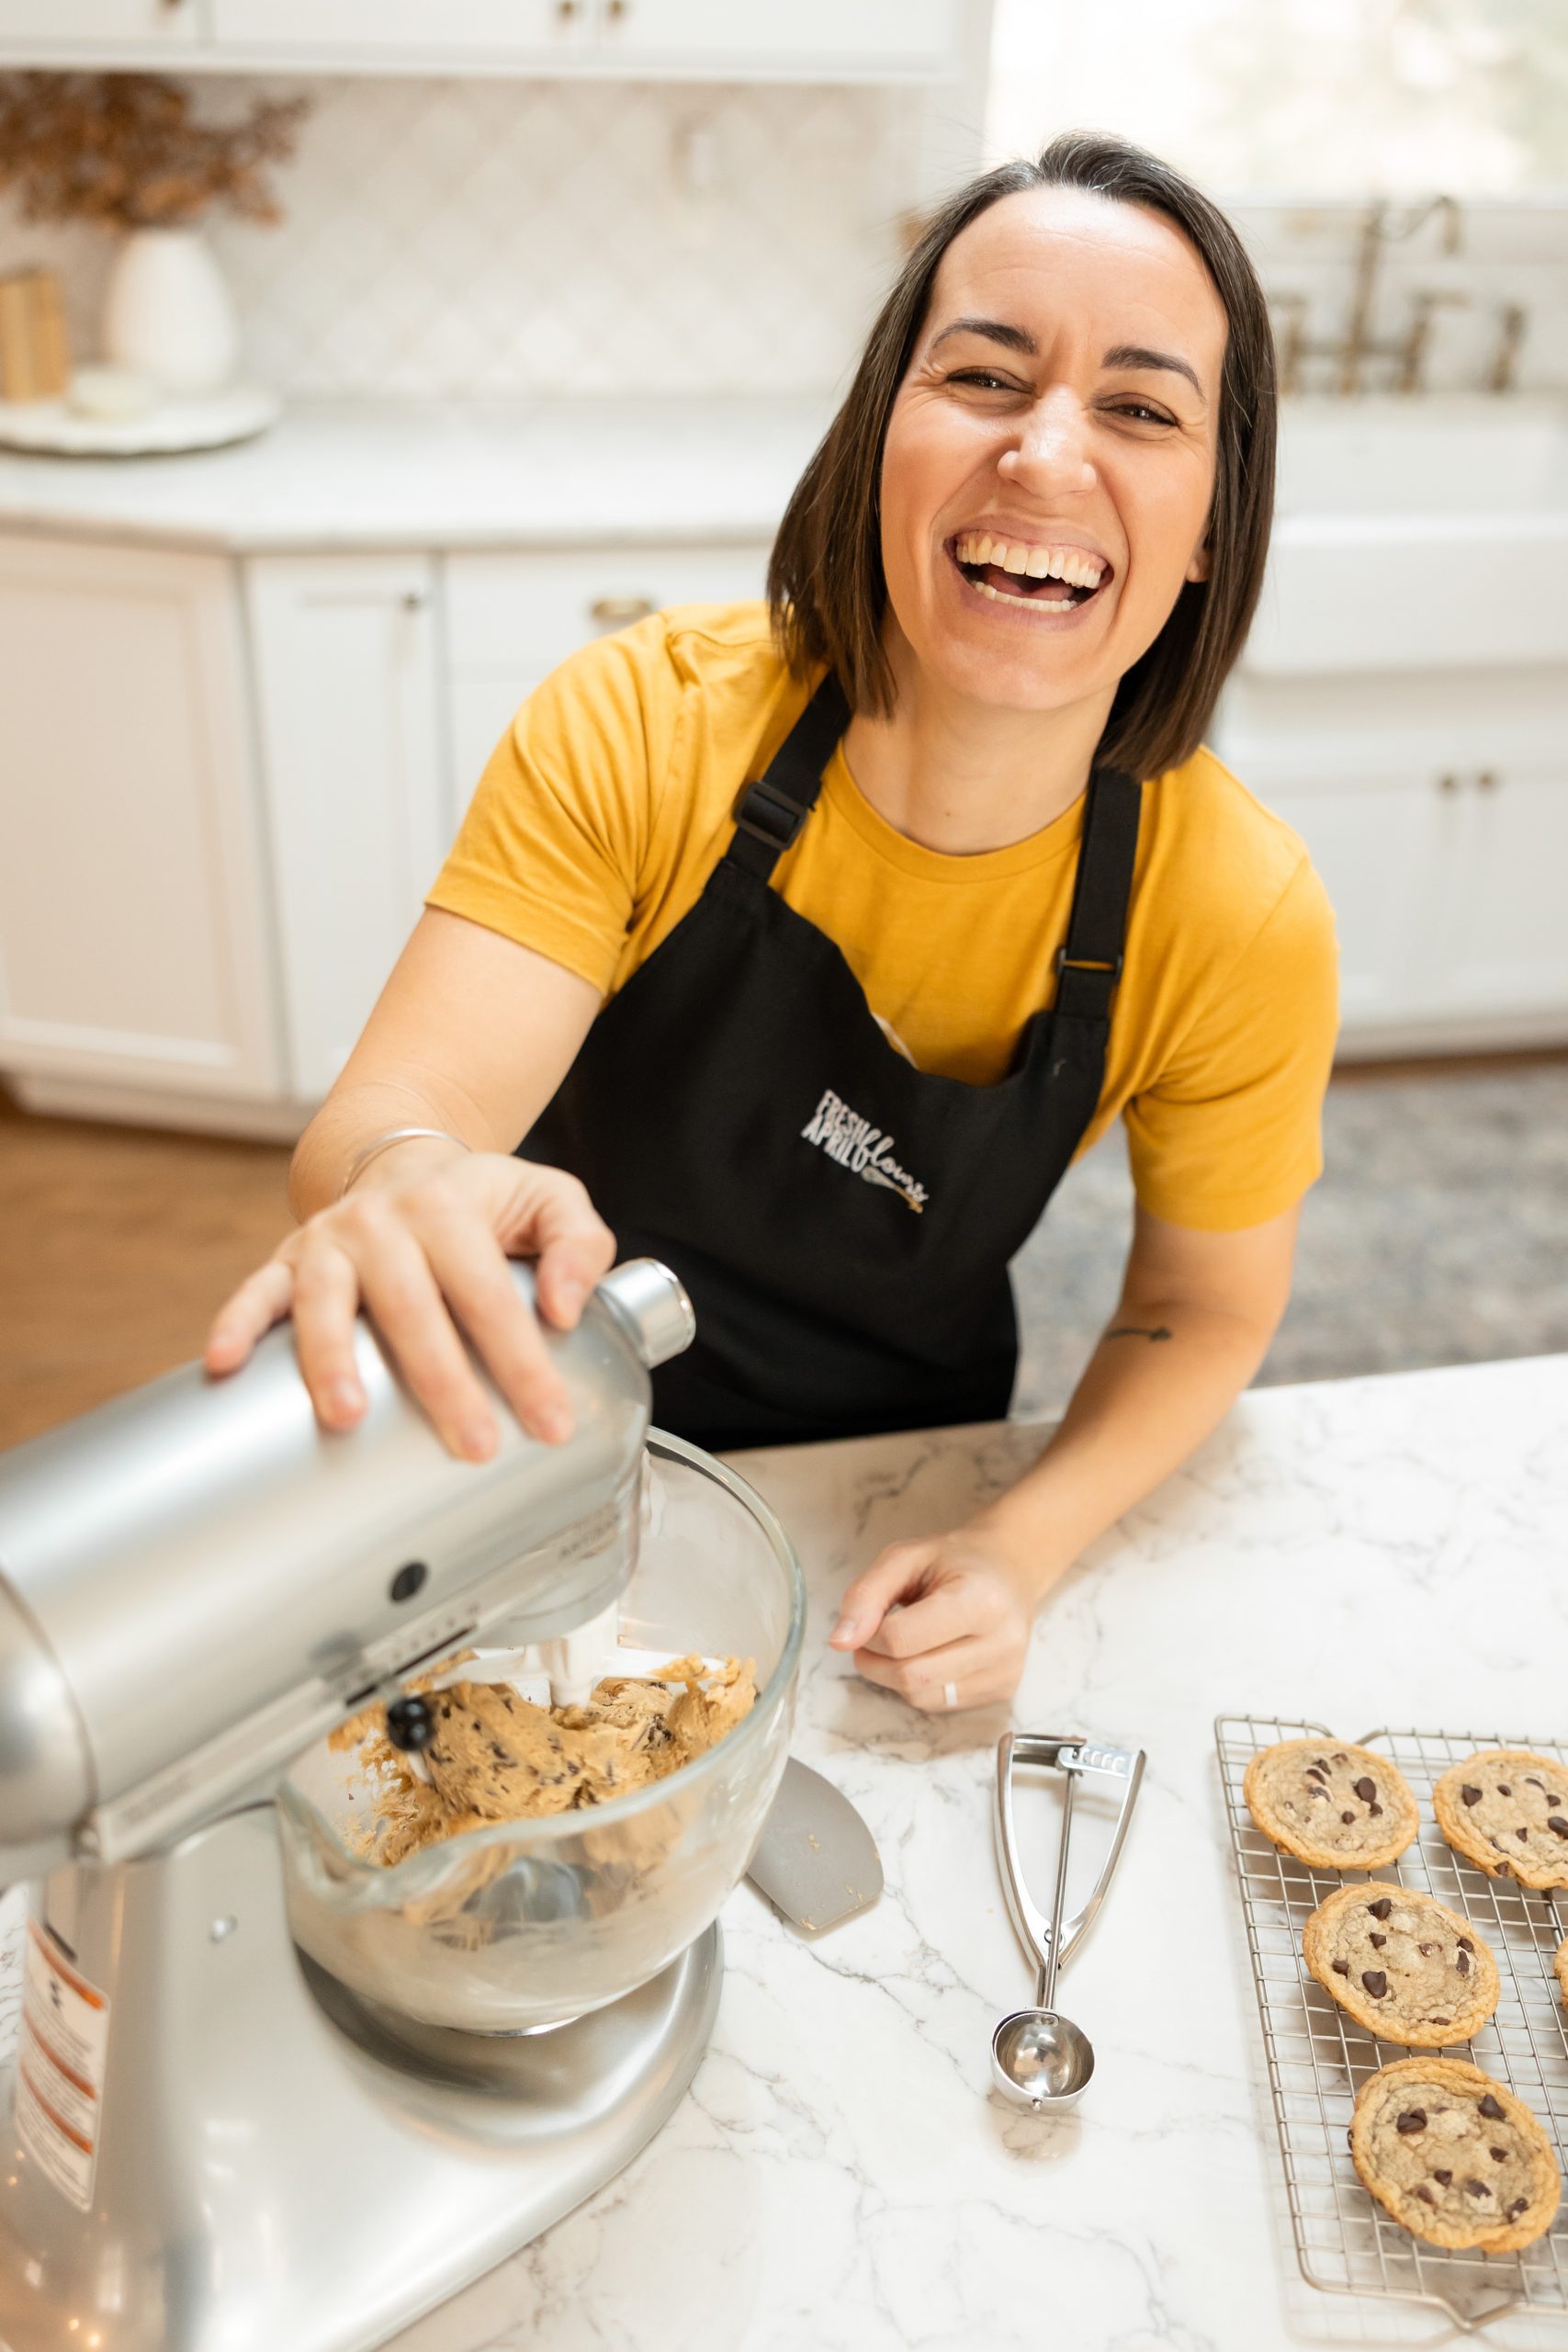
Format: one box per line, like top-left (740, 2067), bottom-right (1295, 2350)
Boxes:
top-left (832, 1200), bottom-right (1300, 1710)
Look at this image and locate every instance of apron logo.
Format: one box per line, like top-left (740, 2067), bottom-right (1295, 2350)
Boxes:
top-left (799, 1089), bottom-right (929, 1215)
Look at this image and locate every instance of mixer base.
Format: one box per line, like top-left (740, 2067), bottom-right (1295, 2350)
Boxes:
top-left (0, 1805), bottom-right (722, 2352)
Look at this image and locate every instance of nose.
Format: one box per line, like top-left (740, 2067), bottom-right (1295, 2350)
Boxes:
top-left (998, 387), bottom-right (1096, 497)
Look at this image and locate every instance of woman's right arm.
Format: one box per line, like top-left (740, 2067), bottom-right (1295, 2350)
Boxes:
top-left (204, 906), bottom-right (613, 1459)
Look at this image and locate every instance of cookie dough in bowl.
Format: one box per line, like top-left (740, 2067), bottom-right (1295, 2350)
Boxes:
top-left (1350, 2056), bottom-right (1561, 2252)
top-left (1245, 1738), bottom-right (1419, 1870)
top-left (1303, 1882), bottom-right (1498, 2046)
top-left (1433, 1749), bottom-right (1568, 1889)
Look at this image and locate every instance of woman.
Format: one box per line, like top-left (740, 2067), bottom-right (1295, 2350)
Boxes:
top-left (207, 132), bottom-right (1336, 1712)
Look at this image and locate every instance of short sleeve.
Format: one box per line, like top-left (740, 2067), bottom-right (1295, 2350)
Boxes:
top-left (1124, 856), bottom-right (1339, 1230)
top-left (425, 620), bottom-right (671, 995)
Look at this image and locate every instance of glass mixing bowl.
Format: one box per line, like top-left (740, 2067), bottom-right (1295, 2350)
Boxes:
top-left (277, 1434), bottom-right (805, 2033)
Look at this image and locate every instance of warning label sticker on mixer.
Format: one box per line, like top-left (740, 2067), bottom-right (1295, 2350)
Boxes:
top-left (16, 1920), bottom-right (109, 2211)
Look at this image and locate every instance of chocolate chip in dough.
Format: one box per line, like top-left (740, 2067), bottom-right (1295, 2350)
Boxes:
top-left (1361, 1970), bottom-right (1389, 1997)
top-left (1528, 1776), bottom-right (1545, 1789)
top-left (1508, 2198), bottom-right (1529, 2220)
top-left (1303, 1766), bottom-right (1327, 1783)
top-left (1464, 2178), bottom-right (1492, 2199)
top-left (1459, 1937), bottom-right (1474, 1953)
top-left (1547, 1793), bottom-right (1563, 1807)
top-left (1352, 1776), bottom-right (1375, 1803)
top-left (1549, 1816), bottom-right (1568, 1838)
top-left (1456, 1951), bottom-right (1471, 1974)
top-left (1313, 1756), bottom-right (1331, 1770)
top-left (1333, 1751), bottom-right (1348, 1762)
top-left (1418, 1940), bottom-right (1438, 1955)
top-left (1307, 1785), bottom-right (1329, 1801)
top-left (1461, 1785), bottom-right (1483, 1806)
top-left (1368, 1896), bottom-right (1393, 1920)
top-left (1479, 2093), bottom-right (1505, 2120)
top-left (1341, 1810), bottom-right (1357, 1825)
top-left (1396, 2109), bottom-right (1427, 2134)
top-left (1435, 2168), bottom-right (1453, 2186)
top-left (1369, 1932), bottom-right (1387, 1949)
top-left (1414, 2185), bottom-right (1437, 2206)
top-left (1517, 1827), bottom-right (1530, 1841)
top-left (1491, 2147), bottom-right (1507, 2162)
top-left (1497, 1783), bottom-right (1512, 1796)
top-left (1331, 1959), bottom-right (1350, 1976)
top-left (1368, 1802), bottom-right (1383, 1816)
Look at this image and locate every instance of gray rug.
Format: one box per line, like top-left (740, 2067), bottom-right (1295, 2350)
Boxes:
top-left (1010, 1066), bottom-right (1568, 1419)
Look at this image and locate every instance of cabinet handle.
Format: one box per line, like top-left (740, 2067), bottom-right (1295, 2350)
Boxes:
top-left (589, 594), bottom-right (655, 625)
top-left (1437, 772), bottom-right (1459, 794)
top-left (401, 592), bottom-right (426, 612)
top-left (1477, 768), bottom-right (1498, 791)
top-left (556, 0), bottom-right (579, 18)
top-left (606, 0), bottom-right (629, 16)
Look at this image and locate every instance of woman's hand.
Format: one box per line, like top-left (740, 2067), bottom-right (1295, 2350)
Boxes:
top-left (203, 1142), bottom-right (616, 1460)
top-left (828, 1525), bottom-right (1043, 1712)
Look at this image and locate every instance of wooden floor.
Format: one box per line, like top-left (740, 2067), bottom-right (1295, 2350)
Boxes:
top-left (0, 1089), bottom-right (294, 1447)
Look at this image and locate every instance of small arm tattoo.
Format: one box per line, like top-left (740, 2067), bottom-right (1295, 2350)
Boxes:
top-left (1106, 1323), bottom-right (1173, 1343)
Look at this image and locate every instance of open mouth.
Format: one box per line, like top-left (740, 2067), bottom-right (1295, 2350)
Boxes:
top-left (947, 530), bottom-right (1112, 613)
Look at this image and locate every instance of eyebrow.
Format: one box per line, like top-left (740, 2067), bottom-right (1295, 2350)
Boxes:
top-left (930, 318), bottom-right (1207, 401)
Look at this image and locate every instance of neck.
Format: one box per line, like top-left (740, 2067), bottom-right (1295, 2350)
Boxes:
top-left (840, 629), bottom-right (1115, 856)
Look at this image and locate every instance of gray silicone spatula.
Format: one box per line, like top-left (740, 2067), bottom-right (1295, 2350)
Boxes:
top-left (746, 1756), bottom-right (883, 1934)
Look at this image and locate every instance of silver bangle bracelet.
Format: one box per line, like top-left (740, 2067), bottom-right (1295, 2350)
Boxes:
top-left (338, 1126), bottom-right (468, 1200)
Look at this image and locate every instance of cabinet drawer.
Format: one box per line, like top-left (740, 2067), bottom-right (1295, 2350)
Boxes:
top-left (444, 546), bottom-right (770, 679)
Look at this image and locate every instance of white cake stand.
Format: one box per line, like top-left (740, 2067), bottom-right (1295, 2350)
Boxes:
top-left (0, 381), bottom-right (279, 458)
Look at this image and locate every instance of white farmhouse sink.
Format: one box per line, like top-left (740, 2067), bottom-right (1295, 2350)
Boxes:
top-left (1244, 396), bottom-right (1568, 674)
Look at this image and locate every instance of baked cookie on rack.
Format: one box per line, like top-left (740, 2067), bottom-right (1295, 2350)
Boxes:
top-left (1350, 2056), bottom-right (1561, 2252)
top-left (1304, 1883), bottom-right (1498, 2046)
top-left (1433, 1750), bottom-right (1568, 1888)
top-left (1245, 1738), bottom-right (1419, 1869)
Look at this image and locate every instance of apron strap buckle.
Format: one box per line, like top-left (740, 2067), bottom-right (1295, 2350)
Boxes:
top-left (733, 775), bottom-right (809, 852)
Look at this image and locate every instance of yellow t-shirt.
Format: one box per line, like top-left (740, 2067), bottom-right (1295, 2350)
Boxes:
top-left (428, 602), bottom-right (1338, 1232)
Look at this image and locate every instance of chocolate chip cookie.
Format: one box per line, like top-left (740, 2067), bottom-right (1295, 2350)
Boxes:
top-left (1350, 2056), bottom-right (1561, 2251)
top-left (1304, 1882), bottom-right (1499, 2046)
top-left (1433, 1749), bottom-right (1568, 1889)
top-left (1245, 1738), bottom-right (1419, 1869)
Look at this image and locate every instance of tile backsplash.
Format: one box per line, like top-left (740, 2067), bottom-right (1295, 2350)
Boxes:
top-left (0, 71), bottom-right (1564, 401)
top-left (0, 74), bottom-right (928, 400)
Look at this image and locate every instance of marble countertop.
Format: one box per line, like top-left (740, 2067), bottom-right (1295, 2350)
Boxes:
top-left (3, 1352), bottom-right (1565, 2349)
top-left (0, 396), bottom-right (832, 552)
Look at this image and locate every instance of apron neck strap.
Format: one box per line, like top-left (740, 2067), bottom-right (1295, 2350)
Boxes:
top-left (727, 671), bottom-right (852, 881)
top-left (1053, 766), bottom-right (1142, 1023)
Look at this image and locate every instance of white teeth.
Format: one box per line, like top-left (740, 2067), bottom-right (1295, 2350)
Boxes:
top-left (967, 573), bottom-right (1078, 609)
top-left (953, 531), bottom-right (1106, 590)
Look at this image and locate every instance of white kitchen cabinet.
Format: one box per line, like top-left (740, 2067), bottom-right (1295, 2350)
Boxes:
top-left (0, 0), bottom-right (201, 47)
top-left (445, 542), bottom-right (769, 804)
top-left (245, 553), bottom-right (447, 1103)
top-left (592, 0), bottom-right (958, 75)
top-left (0, 534), bottom-right (280, 1105)
top-left (209, 0), bottom-right (585, 64)
top-left (1431, 763), bottom-right (1568, 1021)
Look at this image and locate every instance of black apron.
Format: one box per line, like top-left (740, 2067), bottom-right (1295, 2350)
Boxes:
top-left (523, 674), bottom-right (1141, 1451)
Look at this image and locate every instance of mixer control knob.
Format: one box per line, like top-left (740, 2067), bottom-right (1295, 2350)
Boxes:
top-left (595, 1259), bottom-right (696, 1369)
top-left (385, 1694), bottom-right (437, 1752)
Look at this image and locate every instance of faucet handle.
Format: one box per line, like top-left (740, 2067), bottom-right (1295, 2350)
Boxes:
top-left (1395, 288), bottom-right (1469, 394)
top-left (1269, 291), bottom-right (1310, 397)
top-left (1489, 301), bottom-right (1529, 395)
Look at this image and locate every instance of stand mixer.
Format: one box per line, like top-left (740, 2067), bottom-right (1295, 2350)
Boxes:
top-left (0, 1259), bottom-right (805, 2352)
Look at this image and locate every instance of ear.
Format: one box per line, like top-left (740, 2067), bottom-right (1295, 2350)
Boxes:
top-left (1186, 540), bottom-right (1212, 584)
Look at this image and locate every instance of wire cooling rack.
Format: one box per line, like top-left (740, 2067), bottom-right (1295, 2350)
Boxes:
top-left (1216, 1715), bottom-right (1568, 2335)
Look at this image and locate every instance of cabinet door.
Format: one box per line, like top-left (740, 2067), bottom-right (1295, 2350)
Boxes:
top-left (1434, 767), bottom-right (1568, 1018)
top-left (0, 537), bottom-right (280, 1100)
top-left (209, 0), bottom-right (585, 58)
top-left (592, 0), bottom-right (957, 74)
top-left (445, 544), bottom-right (769, 805)
top-left (1248, 771), bottom-right (1449, 1035)
top-left (0, 0), bottom-right (199, 44)
top-left (245, 555), bottom-right (447, 1103)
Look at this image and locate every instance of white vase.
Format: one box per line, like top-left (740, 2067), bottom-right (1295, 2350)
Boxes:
top-left (102, 226), bottom-right (240, 399)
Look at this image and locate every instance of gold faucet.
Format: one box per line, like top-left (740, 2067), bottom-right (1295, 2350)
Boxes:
top-left (1338, 194), bottom-right (1463, 395)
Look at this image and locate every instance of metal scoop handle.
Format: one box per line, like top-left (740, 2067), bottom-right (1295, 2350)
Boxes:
top-left (995, 1732), bottom-right (1145, 1982)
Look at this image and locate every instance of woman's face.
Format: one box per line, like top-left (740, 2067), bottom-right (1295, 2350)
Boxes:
top-left (880, 186), bottom-right (1227, 718)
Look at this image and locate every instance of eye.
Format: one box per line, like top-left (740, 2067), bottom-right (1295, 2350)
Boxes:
top-left (945, 368), bottom-right (1021, 394)
top-left (1109, 400), bottom-right (1176, 426)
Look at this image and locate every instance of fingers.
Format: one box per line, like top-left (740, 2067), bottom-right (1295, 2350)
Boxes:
top-left (515, 1168), bottom-right (617, 1330)
top-left (424, 1217), bottom-right (575, 1445)
top-left (288, 1238), bottom-right (371, 1433)
top-left (852, 1633), bottom-right (997, 1712)
top-left (351, 1208), bottom-right (501, 1462)
top-left (829, 1540), bottom-right (937, 1652)
top-left (204, 1260), bottom-right (294, 1375)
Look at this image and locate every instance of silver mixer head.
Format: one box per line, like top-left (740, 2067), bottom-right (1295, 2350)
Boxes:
top-left (0, 1258), bottom-right (694, 1881)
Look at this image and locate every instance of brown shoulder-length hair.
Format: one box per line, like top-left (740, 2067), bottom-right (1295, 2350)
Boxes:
top-left (767, 130), bottom-right (1277, 782)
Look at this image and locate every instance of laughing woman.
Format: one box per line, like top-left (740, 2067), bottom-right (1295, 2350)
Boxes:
top-left (207, 132), bottom-right (1337, 1712)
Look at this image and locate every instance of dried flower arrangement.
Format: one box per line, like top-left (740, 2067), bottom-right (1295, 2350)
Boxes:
top-left (0, 73), bottom-right (308, 232)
